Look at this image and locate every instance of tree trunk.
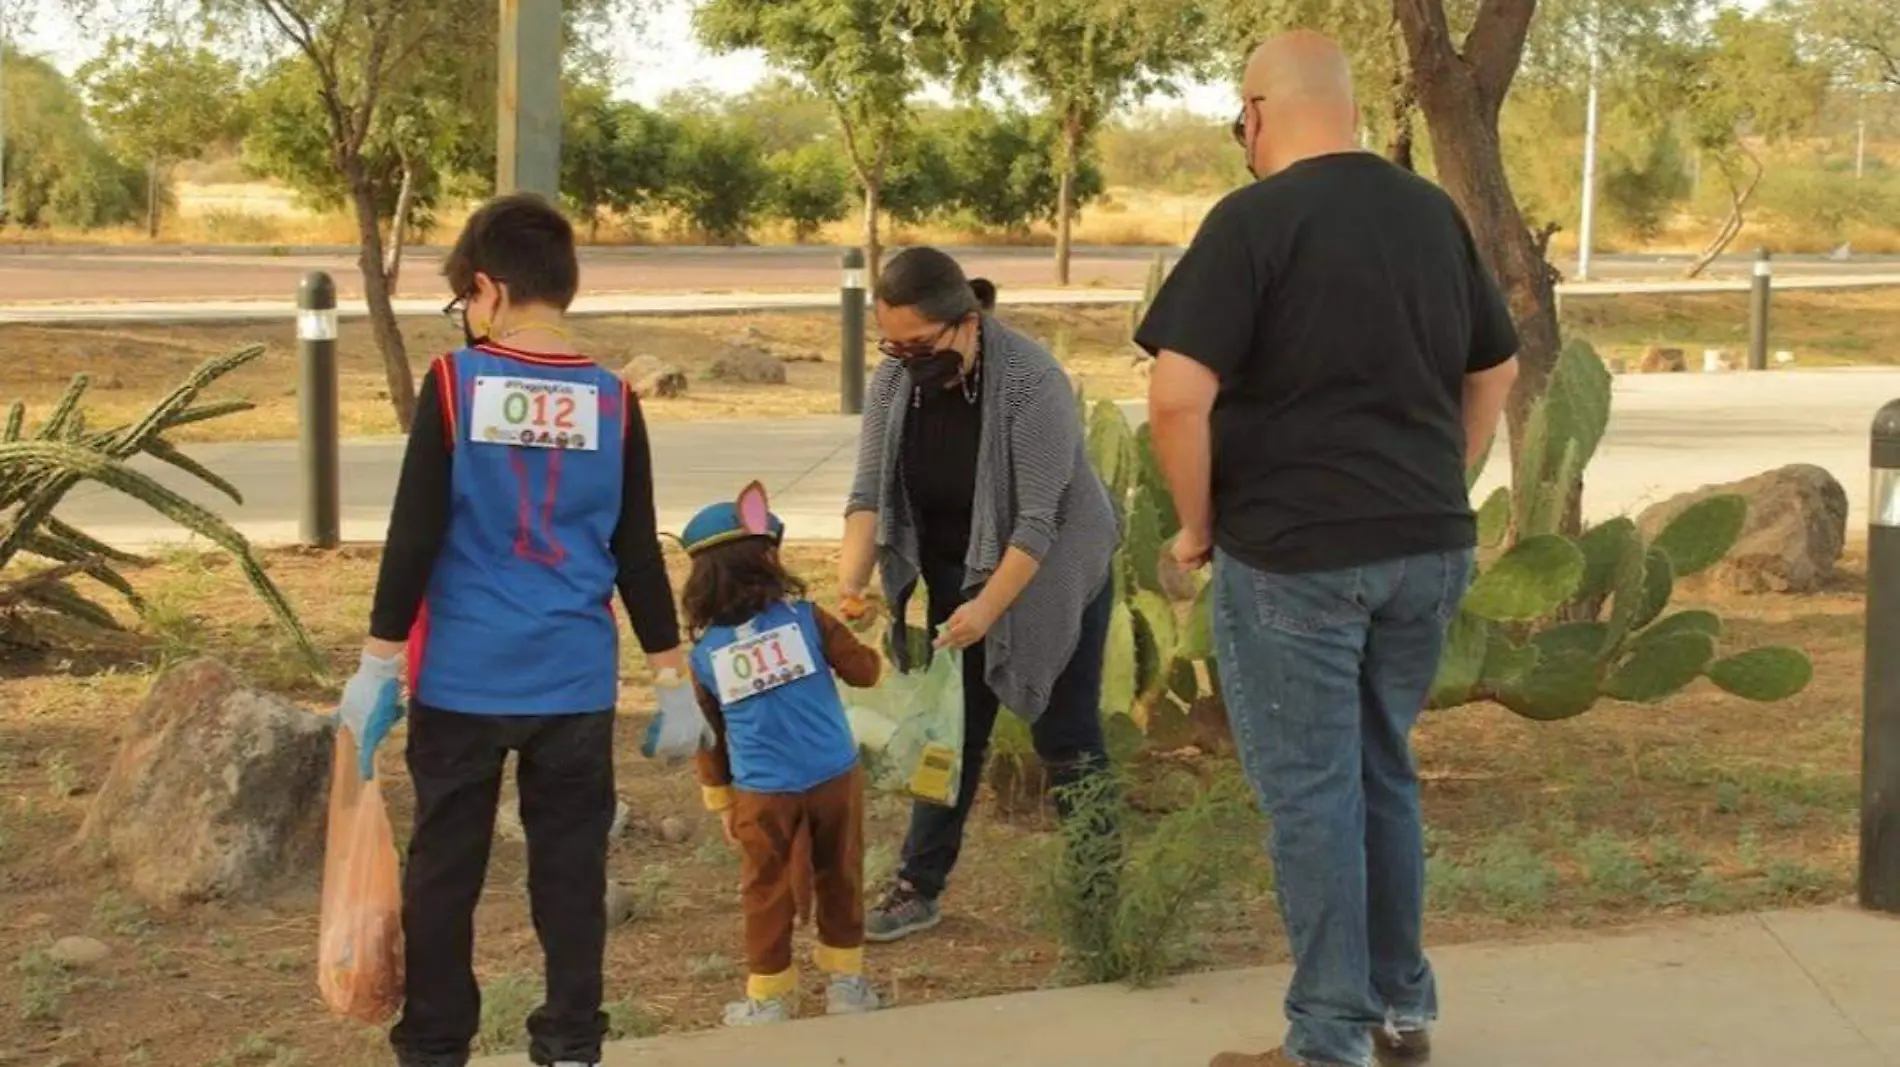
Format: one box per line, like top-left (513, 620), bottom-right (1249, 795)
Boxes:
top-left (384, 152), bottom-right (416, 295)
top-left (146, 155), bottom-right (161, 239)
top-left (862, 175), bottom-right (883, 293)
top-left (1684, 152), bottom-right (1762, 280)
top-left (1395, 0), bottom-right (1560, 453)
top-left (1386, 83), bottom-right (1416, 172)
top-left (346, 159), bottom-right (417, 433)
top-left (1056, 109), bottom-right (1081, 287)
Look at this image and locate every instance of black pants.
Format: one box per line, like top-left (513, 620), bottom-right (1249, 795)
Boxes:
top-left (390, 705), bottom-right (615, 1067)
top-left (898, 559), bottom-right (1115, 899)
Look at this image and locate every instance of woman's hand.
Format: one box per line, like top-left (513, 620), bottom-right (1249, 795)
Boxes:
top-left (935, 596), bottom-right (1001, 650)
top-left (838, 590), bottom-right (882, 631)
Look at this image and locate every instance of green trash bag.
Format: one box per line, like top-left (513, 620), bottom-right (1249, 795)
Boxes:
top-left (843, 648), bottom-right (965, 808)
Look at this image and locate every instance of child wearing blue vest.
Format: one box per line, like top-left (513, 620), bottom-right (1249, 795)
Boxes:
top-left (679, 483), bottom-right (884, 1026)
top-left (334, 193), bottom-right (711, 1067)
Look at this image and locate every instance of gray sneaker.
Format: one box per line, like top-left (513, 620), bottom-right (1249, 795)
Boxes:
top-left (722, 996), bottom-right (791, 1027)
top-left (864, 881), bottom-right (942, 943)
top-left (825, 974), bottom-right (881, 1015)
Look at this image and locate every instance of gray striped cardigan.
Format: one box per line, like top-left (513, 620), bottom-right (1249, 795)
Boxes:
top-left (846, 316), bottom-right (1119, 722)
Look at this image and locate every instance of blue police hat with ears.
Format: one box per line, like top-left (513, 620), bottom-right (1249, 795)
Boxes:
top-left (679, 480), bottom-right (785, 557)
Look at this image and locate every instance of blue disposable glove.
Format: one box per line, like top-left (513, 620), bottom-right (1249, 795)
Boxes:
top-left (338, 650), bottom-right (404, 781)
top-left (642, 669), bottom-right (714, 761)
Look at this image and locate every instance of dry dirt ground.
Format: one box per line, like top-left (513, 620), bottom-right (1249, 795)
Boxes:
top-left (0, 543), bottom-right (1863, 1067)
top-left (7, 291), bottom-right (1900, 446)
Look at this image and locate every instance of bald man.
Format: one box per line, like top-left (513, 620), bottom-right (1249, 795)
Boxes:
top-left (1137, 33), bottom-right (1520, 1067)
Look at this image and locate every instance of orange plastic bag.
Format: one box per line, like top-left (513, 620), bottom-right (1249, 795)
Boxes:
top-left (318, 730), bottom-right (405, 1023)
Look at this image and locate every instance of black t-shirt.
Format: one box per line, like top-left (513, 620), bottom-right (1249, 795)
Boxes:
top-left (1135, 152), bottom-right (1519, 574)
top-left (902, 367), bottom-right (984, 569)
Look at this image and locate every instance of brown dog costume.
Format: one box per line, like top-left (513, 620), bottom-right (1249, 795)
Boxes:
top-left (694, 606), bottom-right (881, 1000)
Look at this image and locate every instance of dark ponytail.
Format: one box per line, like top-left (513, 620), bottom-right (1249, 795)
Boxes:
top-left (969, 277), bottom-right (997, 311)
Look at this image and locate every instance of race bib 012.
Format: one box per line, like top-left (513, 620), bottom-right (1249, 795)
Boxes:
top-left (711, 623), bottom-right (818, 706)
top-left (470, 376), bottom-right (601, 451)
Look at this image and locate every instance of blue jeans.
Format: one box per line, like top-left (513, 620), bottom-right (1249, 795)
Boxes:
top-left (1212, 548), bottom-right (1473, 1067)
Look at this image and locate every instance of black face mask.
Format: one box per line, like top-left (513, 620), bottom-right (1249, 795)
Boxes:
top-left (902, 350), bottom-right (964, 390)
top-left (461, 305), bottom-right (485, 349)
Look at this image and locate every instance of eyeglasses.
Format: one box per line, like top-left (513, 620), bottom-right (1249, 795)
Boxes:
top-left (1231, 96), bottom-right (1266, 148)
top-left (877, 322), bottom-right (958, 361)
top-left (442, 294), bottom-right (469, 329)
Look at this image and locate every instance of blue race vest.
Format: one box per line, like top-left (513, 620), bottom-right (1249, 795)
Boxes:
top-left (410, 342), bottom-right (630, 715)
top-left (690, 601), bottom-right (859, 794)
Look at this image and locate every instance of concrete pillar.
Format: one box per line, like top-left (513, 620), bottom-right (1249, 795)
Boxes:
top-left (496, 0), bottom-right (563, 200)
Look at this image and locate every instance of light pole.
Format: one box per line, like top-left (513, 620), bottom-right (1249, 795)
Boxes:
top-left (1857, 91), bottom-right (1868, 182)
top-left (1576, 13), bottom-right (1603, 282)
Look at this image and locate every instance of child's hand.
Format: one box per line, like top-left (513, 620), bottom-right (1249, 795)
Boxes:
top-left (720, 808), bottom-right (740, 846)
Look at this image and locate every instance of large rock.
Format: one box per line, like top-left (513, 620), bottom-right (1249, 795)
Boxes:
top-left (622, 356), bottom-right (688, 399)
top-left (1636, 464), bottom-right (1848, 594)
top-left (73, 659), bottom-right (335, 906)
top-left (1639, 346), bottom-right (1687, 373)
top-left (709, 343), bottom-right (788, 385)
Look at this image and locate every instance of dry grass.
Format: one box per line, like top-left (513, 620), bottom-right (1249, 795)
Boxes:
top-left (0, 539), bottom-right (1866, 1065)
top-left (0, 306), bottom-right (1151, 442)
top-left (1562, 288), bottom-right (1900, 367)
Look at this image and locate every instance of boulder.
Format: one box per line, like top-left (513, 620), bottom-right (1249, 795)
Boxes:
top-left (726, 326), bottom-right (821, 364)
top-left (73, 658), bottom-right (334, 906)
top-left (1636, 464), bottom-right (1848, 595)
top-left (1639, 346), bottom-right (1687, 374)
top-left (46, 936), bottom-right (111, 969)
top-left (709, 344), bottom-right (788, 385)
top-left (622, 356), bottom-right (688, 399)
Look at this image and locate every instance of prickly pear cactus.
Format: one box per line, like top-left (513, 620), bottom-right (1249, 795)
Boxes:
top-left (1429, 338), bottom-right (1811, 720)
top-left (1087, 336), bottom-right (1813, 745)
top-left (1127, 253), bottom-right (1168, 359)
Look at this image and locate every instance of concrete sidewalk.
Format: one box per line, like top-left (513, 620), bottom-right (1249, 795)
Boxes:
top-left (471, 907), bottom-right (1900, 1067)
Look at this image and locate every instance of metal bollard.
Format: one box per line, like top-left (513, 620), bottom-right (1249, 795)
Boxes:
top-left (1748, 247), bottom-right (1772, 372)
top-left (840, 248), bottom-right (867, 416)
top-left (1862, 399), bottom-right (1900, 912)
top-left (297, 272), bottom-right (341, 549)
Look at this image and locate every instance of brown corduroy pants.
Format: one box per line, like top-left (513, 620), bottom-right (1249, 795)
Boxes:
top-left (732, 767), bottom-right (864, 984)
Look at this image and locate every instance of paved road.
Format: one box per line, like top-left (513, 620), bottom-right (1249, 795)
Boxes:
top-left (57, 369), bottom-right (1900, 552)
top-left (5, 273), bottom-right (1897, 327)
top-left (468, 908), bottom-right (1900, 1067)
top-left (0, 244), bottom-right (1892, 305)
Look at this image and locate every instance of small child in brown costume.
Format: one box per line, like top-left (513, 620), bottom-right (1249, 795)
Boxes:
top-left (680, 482), bottom-right (883, 1026)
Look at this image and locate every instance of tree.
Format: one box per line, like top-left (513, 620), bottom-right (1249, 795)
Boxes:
top-left (1656, 12), bottom-right (1828, 276)
top-left (562, 83), bottom-right (672, 242)
top-left (985, 0), bottom-right (1206, 284)
top-left (0, 49), bottom-right (144, 229)
top-left (77, 38), bottom-right (241, 238)
top-left (1800, 0), bottom-right (1900, 90)
top-left (767, 141), bottom-right (852, 241)
top-left (661, 114), bottom-right (772, 244)
top-left (1394, 0), bottom-right (1563, 461)
top-left (938, 105), bottom-right (1105, 234)
top-left (696, 0), bottom-right (958, 286)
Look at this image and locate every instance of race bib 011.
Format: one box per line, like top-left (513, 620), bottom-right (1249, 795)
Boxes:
top-left (711, 623), bottom-right (818, 706)
top-left (470, 376), bottom-right (601, 451)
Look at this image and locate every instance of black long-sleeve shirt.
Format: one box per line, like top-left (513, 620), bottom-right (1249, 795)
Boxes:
top-left (368, 362), bottom-right (682, 654)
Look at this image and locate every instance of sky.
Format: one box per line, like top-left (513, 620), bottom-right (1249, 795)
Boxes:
top-left (7, 0), bottom-right (1777, 119)
top-left (5, 0), bottom-right (1241, 118)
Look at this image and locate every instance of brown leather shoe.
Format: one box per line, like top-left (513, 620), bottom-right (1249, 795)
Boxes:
top-left (1209, 1050), bottom-right (1353, 1067)
top-left (1373, 1027), bottom-right (1432, 1064)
